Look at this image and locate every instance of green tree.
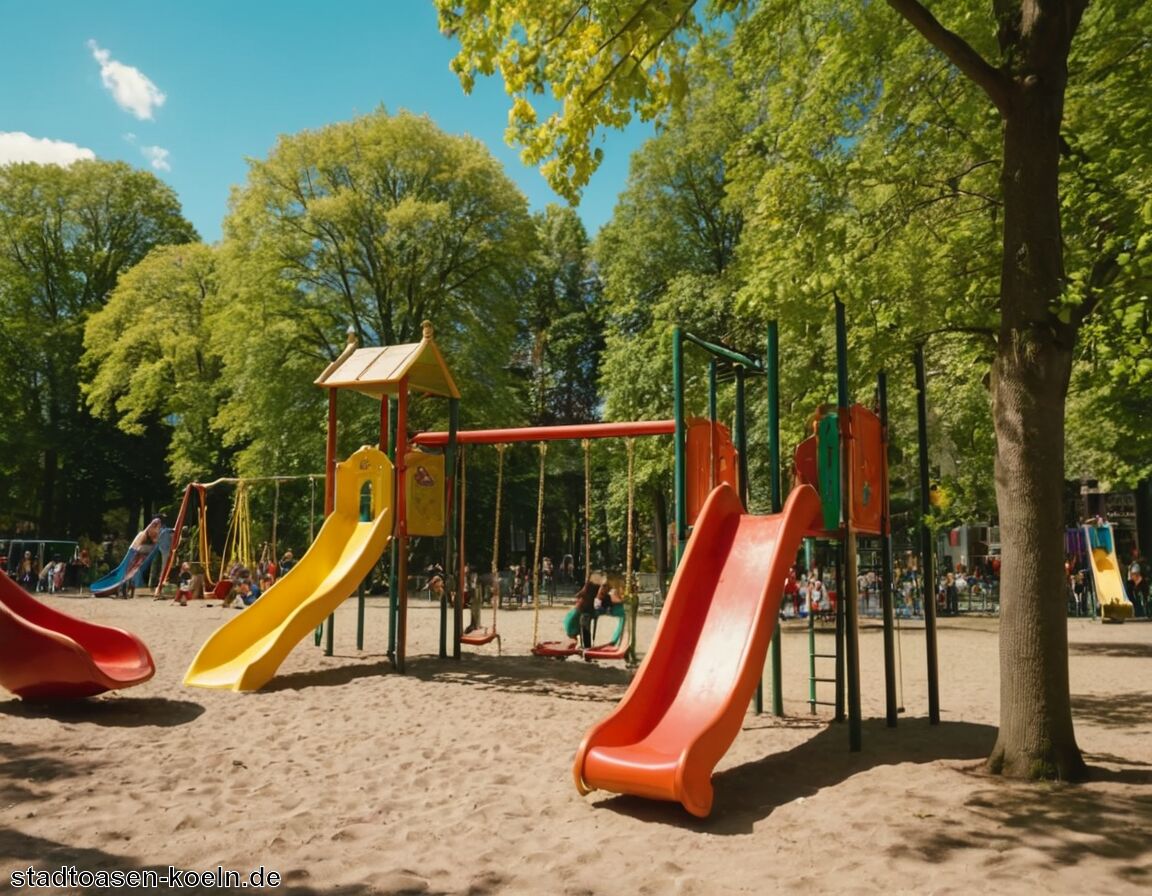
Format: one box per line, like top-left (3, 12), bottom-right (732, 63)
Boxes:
top-left (440, 0), bottom-right (1152, 780)
top-left (83, 243), bottom-right (229, 486)
top-left (214, 109), bottom-right (538, 476)
top-left (515, 205), bottom-right (604, 425)
top-left (0, 160), bottom-right (196, 535)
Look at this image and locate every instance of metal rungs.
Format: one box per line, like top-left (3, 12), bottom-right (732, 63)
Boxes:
top-left (809, 699), bottom-right (837, 707)
top-left (812, 652), bottom-right (837, 659)
top-left (811, 676), bottom-right (837, 683)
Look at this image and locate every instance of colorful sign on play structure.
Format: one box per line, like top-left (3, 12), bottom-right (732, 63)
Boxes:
top-left (792, 404), bottom-right (886, 536)
top-left (685, 418), bottom-right (739, 525)
top-left (404, 450), bottom-right (446, 537)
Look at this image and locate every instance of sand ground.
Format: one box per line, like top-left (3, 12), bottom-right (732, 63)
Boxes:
top-left (2, 589), bottom-right (1150, 895)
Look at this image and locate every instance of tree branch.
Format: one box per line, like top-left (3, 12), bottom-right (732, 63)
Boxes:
top-left (886, 0), bottom-right (1015, 115)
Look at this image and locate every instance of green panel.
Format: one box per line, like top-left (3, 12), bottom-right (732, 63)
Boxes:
top-left (817, 413), bottom-right (841, 531)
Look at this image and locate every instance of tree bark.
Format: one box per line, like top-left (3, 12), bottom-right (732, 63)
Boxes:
top-left (985, 23), bottom-right (1087, 779)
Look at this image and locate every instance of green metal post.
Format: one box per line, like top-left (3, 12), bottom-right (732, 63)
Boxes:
top-left (733, 367), bottom-right (748, 500)
top-left (356, 583), bottom-right (365, 651)
top-left (682, 332), bottom-right (762, 370)
top-left (808, 609), bottom-right (817, 713)
top-left (914, 344), bottom-right (941, 724)
top-left (673, 327), bottom-right (687, 567)
top-left (708, 359), bottom-right (718, 423)
top-left (878, 371), bottom-right (898, 724)
top-left (767, 321), bottom-right (784, 717)
top-left (835, 298), bottom-right (862, 751)
top-left (325, 611), bottom-right (335, 657)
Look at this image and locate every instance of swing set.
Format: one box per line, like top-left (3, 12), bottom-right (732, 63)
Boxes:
top-left (159, 473), bottom-right (322, 597)
top-left (412, 417), bottom-right (730, 665)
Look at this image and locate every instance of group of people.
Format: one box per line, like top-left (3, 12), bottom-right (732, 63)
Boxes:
top-left (563, 577), bottom-right (626, 649)
top-left (163, 545), bottom-right (297, 608)
top-left (781, 567), bottom-right (834, 618)
top-left (1066, 547), bottom-right (1149, 618)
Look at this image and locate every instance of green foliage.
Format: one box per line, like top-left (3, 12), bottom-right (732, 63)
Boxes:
top-left (513, 205), bottom-right (605, 424)
top-left (214, 109), bottom-right (538, 476)
top-left (436, 0), bottom-right (743, 201)
top-left (83, 243), bottom-right (229, 485)
top-left (0, 160), bottom-right (196, 534)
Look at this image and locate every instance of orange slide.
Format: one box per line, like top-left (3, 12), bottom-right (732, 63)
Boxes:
top-left (0, 571), bottom-right (155, 700)
top-left (573, 482), bottom-right (822, 817)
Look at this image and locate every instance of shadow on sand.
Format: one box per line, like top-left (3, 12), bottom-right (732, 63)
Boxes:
top-left (0, 696), bottom-right (204, 728)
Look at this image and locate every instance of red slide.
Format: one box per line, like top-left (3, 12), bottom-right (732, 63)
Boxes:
top-left (0, 571), bottom-right (155, 700)
top-left (573, 483), bottom-right (822, 817)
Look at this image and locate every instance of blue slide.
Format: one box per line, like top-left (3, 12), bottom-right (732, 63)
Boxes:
top-left (89, 529), bottom-right (172, 597)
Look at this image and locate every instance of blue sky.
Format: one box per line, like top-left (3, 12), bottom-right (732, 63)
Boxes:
top-left (0, 1), bottom-right (650, 243)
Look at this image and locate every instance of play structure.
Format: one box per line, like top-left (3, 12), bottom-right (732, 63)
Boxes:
top-left (570, 309), bottom-right (923, 817)
top-left (184, 448), bottom-right (394, 690)
top-left (0, 570), bottom-right (155, 699)
top-left (1077, 521), bottom-right (1134, 621)
top-left (159, 472), bottom-right (323, 600)
top-left (412, 422), bottom-right (669, 665)
top-left (185, 324), bottom-right (459, 689)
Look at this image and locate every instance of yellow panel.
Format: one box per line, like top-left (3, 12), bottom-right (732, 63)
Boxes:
top-left (405, 450), bottom-right (445, 537)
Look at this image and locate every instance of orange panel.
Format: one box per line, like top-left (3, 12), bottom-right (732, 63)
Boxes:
top-left (793, 435), bottom-right (818, 490)
top-left (685, 418), bottom-right (739, 524)
top-left (849, 405), bottom-right (885, 535)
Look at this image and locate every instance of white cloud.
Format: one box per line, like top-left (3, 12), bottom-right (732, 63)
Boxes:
top-left (0, 131), bottom-right (96, 166)
top-left (88, 39), bottom-right (166, 120)
top-left (142, 145), bottom-right (171, 172)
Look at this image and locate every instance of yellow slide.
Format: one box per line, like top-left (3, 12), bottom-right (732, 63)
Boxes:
top-left (185, 446), bottom-right (395, 691)
top-left (1083, 524), bottom-right (1133, 622)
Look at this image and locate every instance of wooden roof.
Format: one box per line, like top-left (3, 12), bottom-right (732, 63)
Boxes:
top-left (313, 321), bottom-right (461, 399)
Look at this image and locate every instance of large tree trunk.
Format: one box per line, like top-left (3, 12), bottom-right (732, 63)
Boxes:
top-left (985, 38), bottom-right (1087, 779)
top-left (987, 338), bottom-right (1085, 779)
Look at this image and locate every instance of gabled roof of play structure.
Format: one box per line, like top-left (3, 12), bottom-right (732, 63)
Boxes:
top-left (314, 321), bottom-right (461, 399)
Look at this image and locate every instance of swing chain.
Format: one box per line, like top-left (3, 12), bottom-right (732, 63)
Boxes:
top-left (530, 441), bottom-right (547, 646)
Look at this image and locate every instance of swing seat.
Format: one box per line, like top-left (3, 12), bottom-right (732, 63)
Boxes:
top-left (532, 640), bottom-right (582, 658)
top-left (584, 627), bottom-right (630, 662)
top-left (460, 628), bottom-right (501, 655)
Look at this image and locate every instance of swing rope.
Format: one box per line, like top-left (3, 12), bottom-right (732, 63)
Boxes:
top-left (624, 438), bottom-right (639, 666)
top-left (489, 444), bottom-right (507, 627)
top-left (217, 481), bottom-right (252, 582)
top-left (195, 485), bottom-right (213, 583)
top-left (582, 438), bottom-right (592, 581)
top-left (530, 441), bottom-right (547, 646)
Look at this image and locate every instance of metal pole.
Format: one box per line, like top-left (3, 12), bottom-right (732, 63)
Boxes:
top-left (356, 582), bottom-right (365, 651)
top-left (835, 298), bottom-right (862, 751)
top-left (444, 398), bottom-right (460, 659)
top-left (673, 327), bottom-right (687, 567)
top-left (733, 367), bottom-right (748, 503)
top-left (681, 332), bottom-right (763, 370)
top-left (387, 399), bottom-right (399, 666)
top-left (914, 344), bottom-right (941, 724)
top-left (878, 371), bottom-right (898, 724)
top-left (395, 375), bottom-right (410, 674)
top-left (767, 321), bottom-right (784, 717)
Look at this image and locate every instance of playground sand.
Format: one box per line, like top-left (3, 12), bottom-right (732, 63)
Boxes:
top-left (2, 593), bottom-right (1150, 895)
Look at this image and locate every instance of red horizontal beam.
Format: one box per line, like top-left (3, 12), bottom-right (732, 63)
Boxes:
top-left (412, 419), bottom-right (676, 447)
